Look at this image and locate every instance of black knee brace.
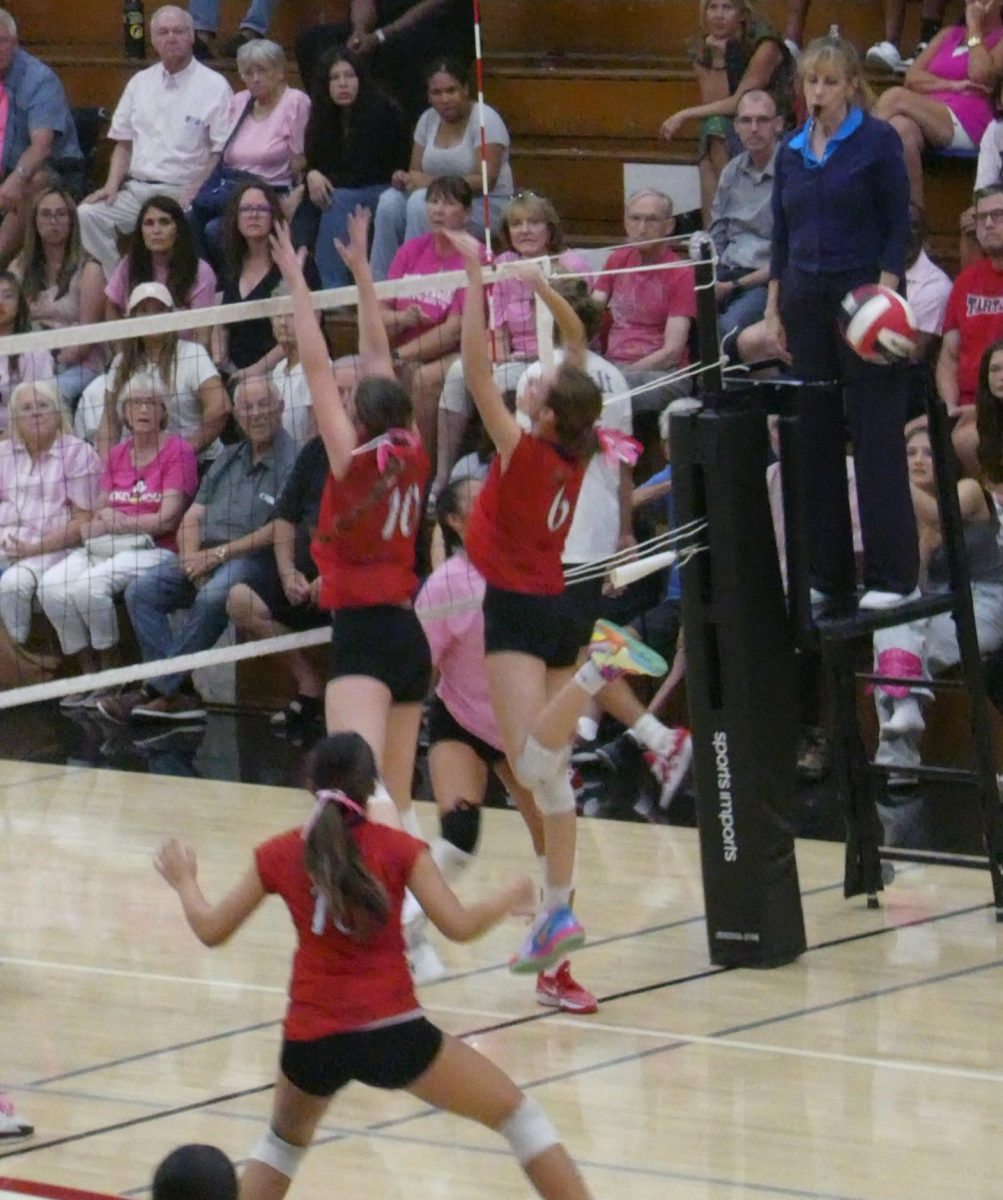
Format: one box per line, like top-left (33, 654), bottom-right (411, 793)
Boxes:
top-left (439, 802), bottom-right (481, 854)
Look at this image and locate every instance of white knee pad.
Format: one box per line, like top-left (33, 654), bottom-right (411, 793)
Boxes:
top-left (498, 1096), bottom-right (560, 1166)
top-left (515, 738), bottom-right (575, 815)
top-left (249, 1127), bottom-right (307, 1179)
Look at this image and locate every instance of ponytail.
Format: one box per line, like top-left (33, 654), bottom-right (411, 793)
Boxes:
top-left (303, 734), bottom-right (390, 939)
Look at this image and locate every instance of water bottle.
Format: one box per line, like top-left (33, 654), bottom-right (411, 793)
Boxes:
top-left (124, 0), bottom-right (145, 59)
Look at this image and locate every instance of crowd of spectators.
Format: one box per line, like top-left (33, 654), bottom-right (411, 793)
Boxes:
top-left (2, 0), bottom-right (1003, 803)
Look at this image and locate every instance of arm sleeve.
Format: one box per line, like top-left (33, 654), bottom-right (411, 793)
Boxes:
top-left (942, 276), bottom-right (963, 335)
top-left (769, 149), bottom-right (789, 281)
top-left (206, 77), bottom-right (236, 151)
top-left (189, 261), bottom-right (218, 310)
top-left (26, 71), bottom-right (69, 136)
top-left (108, 77), bottom-right (138, 142)
top-left (873, 123), bottom-right (911, 279)
top-left (254, 833), bottom-right (294, 894)
top-left (160, 437), bottom-right (199, 496)
top-left (413, 108), bottom-right (433, 151)
top-left (480, 105), bottom-right (511, 149)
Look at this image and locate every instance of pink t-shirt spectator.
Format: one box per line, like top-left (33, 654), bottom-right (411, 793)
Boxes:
top-left (224, 88), bottom-right (310, 188)
top-left (595, 244), bottom-right (697, 365)
top-left (388, 234), bottom-right (485, 346)
top-left (0, 434), bottom-right (102, 560)
top-left (104, 258), bottom-right (218, 328)
top-left (415, 552), bottom-right (502, 751)
top-left (101, 434), bottom-right (199, 552)
top-left (0, 350), bottom-right (57, 437)
top-left (926, 24), bottom-right (1003, 144)
top-left (492, 250), bottom-right (593, 358)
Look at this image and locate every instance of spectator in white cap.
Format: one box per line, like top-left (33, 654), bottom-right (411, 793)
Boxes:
top-left (84, 281), bottom-right (229, 461)
top-left (78, 5), bottom-right (232, 274)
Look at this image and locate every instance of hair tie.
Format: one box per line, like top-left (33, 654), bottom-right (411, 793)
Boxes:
top-left (302, 788), bottom-right (368, 840)
top-left (596, 426), bottom-right (643, 467)
top-left (352, 428), bottom-right (422, 473)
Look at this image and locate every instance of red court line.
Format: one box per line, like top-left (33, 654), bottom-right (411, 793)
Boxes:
top-left (0, 1178), bottom-right (116, 1200)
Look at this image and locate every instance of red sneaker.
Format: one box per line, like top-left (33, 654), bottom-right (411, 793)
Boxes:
top-left (535, 960), bottom-right (598, 1014)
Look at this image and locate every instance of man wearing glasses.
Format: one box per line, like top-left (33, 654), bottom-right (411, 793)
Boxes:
top-left (592, 187), bottom-right (697, 416)
top-left (938, 184), bottom-right (1003, 416)
top-left (710, 88), bottom-right (783, 359)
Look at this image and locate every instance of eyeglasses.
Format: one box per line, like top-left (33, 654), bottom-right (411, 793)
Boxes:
top-left (238, 204), bottom-right (273, 216)
top-left (37, 209), bottom-right (71, 221)
top-left (975, 208), bottom-right (1003, 226)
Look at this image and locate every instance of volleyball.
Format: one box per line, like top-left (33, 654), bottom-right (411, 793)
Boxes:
top-left (839, 284), bottom-right (920, 365)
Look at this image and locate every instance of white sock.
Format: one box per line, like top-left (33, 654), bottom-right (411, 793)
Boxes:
top-left (399, 804), bottom-right (422, 838)
top-left (543, 883), bottom-right (572, 911)
top-left (631, 713), bottom-right (674, 755)
top-left (576, 715), bottom-right (599, 742)
top-left (574, 659), bottom-right (607, 696)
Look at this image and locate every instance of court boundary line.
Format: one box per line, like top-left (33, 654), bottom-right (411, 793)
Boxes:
top-left (2, 895), bottom-right (994, 1166)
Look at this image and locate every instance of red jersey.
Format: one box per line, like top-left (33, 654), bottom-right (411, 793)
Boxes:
top-left (943, 257), bottom-right (1003, 407)
top-left (311, 441), bottom-right (430, 609)
top-left (254, 822), bottom-right (426, 1039)
top-left (465, 433), bottom-right (584, 595)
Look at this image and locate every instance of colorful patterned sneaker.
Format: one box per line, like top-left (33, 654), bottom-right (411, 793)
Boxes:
top-left (510, 905), bottom-right (585, 974)
top-left (536, 960), bottom-right (598, 1014)
top-left (645, 727), bottom-right (693, 810)
top-left (0, 1094), bottom-right (33, 1141)
top-left (588, 620), bottom-right (668, 682)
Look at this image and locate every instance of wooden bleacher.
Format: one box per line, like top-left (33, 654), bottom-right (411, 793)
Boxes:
top-left (17, 0), bottom-right (976, 268)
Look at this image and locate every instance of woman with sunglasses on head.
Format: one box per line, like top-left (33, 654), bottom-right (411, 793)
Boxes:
top-left (155, 730), bottom-right (594, 1200)
top-left (11, 188), bottom-right (106, 413)
top-left (433, 191), bottom-right (592, 498)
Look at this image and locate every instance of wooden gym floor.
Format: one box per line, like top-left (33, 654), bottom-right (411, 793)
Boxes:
top-left (2, 759), bottom-right (1003, 1199)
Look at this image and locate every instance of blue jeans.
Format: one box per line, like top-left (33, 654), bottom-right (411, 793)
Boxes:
top-left (125, 552), bottom-right (274, 696)
top-left (309, 184), bottom-right (387, 289)
top-left (719, 284), bottom-right (768, 340)
top-left (189, 0), bottom-right (277, 33)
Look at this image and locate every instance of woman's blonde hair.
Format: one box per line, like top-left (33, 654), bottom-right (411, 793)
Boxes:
top-left (799, 31), bottom-right (875, 111)
top-left (8, 380), bottom-right (69, 445)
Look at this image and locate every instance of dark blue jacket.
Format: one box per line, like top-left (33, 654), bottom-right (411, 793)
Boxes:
top-left (769, 110), bottom-right (910, 281)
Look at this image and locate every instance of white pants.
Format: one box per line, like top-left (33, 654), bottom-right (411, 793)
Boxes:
top-left (39, 545), bottom-right (176, 655)
top-left (78, 180), bottom-right (188, 275)
top-left (0, 552), bottom-right (70, 644)
top-left (874, 581), bottom-right (1003, 770)
top-left (440, 358), bottom-right (530, 416)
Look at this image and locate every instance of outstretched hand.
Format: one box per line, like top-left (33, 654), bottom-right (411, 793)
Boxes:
top-left (443, 228), bottom-right (484, 267)
top-left (333, 205), bottom-right (372, 276)
top-left (506, 259), bottom-right (548, 290)
top-left (155, 839), bottom-right (198, 889)
top-left (269, 221), bottom-right (308, 283)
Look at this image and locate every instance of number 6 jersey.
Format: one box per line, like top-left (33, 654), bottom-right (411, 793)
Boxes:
top-left (465, 432), bottom-right (585, 596)
top-left (312, 437), bottom-right (430, 609)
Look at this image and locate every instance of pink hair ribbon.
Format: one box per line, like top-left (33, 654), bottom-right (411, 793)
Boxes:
top-left (351, 429), bottom-right (422, 473)
top-left (596, 427), bottom-right (643, 467)
top-left (302, 788), bottom-right (368, 840)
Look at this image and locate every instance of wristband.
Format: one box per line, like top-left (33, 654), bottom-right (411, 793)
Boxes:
top-left (375, 27), bottom-right (387, 44)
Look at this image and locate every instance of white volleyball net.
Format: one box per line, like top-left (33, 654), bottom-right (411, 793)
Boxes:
top-left (0, 234), bottom-right (717, 723)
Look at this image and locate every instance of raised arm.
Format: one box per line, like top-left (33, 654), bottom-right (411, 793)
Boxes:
top-left (445, 229), bottom-right (522, 463)
top-left (334, 206), bottom-right (396, 379)
top-left (271, 220), bottom-right (357, 477)
top-left (507, 261), bottom-right (588, 371)
top-left (155, 840), bottom-right (267, 947)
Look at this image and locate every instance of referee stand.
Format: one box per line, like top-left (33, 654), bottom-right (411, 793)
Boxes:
top-left (671, 247), bottom-right (1003, 972)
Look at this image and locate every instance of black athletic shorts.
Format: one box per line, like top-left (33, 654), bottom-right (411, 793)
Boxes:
top-left (328, 605), bottom-right (432, 703)
top-left (482, 585), bottom-right (581, 668)
top-left (281, 1016), bottom-right (443, 1097)
top-left (561, 574), bottom-right (604, 650)
top-left (426, 693), bottom-right (504, 766)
